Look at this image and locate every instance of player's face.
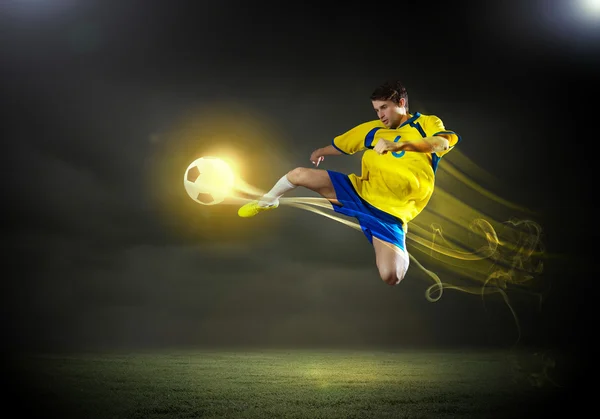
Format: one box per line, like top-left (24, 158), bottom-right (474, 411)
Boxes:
top-left (372, 99), bottom-right (405, 128)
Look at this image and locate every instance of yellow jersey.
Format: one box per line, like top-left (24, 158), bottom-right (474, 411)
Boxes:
top-left (331, 112), bottom-right (460, 224)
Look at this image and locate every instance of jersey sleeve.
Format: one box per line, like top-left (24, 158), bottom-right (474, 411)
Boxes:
top-left (422, 115), bottom-right (461, 157)
top-left (332, 120), bottom-right (385, 155)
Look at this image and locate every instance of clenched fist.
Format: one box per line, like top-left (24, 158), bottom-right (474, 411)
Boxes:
top-left (373, 138), bottom-right (399, 155)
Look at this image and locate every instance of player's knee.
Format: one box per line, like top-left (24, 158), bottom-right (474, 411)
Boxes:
top-left (379, 268), bottom-right (405, 286)
top-left (287, 167), bottom-right (309, 186)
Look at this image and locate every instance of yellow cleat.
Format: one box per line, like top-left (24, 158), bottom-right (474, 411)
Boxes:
top-left (237, 200), bottom-right (279, 218)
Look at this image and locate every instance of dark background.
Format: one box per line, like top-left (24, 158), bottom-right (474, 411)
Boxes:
top-left (1, 0), bottom-right (596, 398)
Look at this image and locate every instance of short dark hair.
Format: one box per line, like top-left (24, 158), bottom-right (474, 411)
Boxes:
top-left (370, 80), bottom-right (409, 112)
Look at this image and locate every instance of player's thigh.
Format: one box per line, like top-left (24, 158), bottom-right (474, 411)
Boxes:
top-left (287, 167), bottom-right (338, 203)
top-left (372, 237), bottom-right (410, 283)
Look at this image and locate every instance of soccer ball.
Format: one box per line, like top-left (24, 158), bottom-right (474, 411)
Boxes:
top-left (183, 156), bottom-right (235, 205)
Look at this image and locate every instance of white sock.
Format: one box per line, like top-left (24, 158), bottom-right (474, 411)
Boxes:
top-left (258, 174), bottom-right (297, 207)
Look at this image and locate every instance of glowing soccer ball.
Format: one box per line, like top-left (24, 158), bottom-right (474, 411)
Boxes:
top-left (183, 156), bottom-right (235, 205)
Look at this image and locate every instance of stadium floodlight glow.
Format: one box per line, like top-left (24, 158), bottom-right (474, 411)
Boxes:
top-left (581, 0), bottom-right (600, 14)
top-left (573, 0), bottom-right (600, 29)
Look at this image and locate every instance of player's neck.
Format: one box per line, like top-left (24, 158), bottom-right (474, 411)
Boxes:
top-left (391, 114), bottom-right (410, 129)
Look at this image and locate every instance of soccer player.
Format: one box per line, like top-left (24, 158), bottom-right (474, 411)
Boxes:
top-left (238, 80), bottom-right (461, 286)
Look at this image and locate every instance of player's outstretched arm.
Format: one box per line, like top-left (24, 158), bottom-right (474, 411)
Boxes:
top-left (373, 136), bottom-right (450, 155)
top-left (310, 145), bottom-right (343, 167)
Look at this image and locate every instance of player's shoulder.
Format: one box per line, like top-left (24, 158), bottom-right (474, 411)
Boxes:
top-left (341, 119), bottom-right (386, 134)
top-left (414, 113), bottom-right (443, 124)
top-left (352, 119), bottom-right (386, 130)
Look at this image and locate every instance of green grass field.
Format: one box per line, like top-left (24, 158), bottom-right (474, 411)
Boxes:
top-left (7, 348), bottom-right (572, 418)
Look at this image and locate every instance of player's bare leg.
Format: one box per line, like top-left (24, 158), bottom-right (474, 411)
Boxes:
top-left (372, 237), bottom-right (410, 286)
top-left (285, 167), bottom-right (339, 205)
top-left (238, 167), bottom-right (339, 217)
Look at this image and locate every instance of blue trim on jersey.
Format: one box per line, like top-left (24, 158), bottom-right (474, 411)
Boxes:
top-left (399, 112), bottom-right (421, 128)
top-left (410, 121), bottom-right (427, 138)
top-left (331, 139), bottom-right (350, 155)
top-left (364, 127), bottom-right (382, 149)
top-left (431, 153), bottom-right (441, 173)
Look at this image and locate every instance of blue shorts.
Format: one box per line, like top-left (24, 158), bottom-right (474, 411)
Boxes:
top-left (327, 170), bottom-right (407, 252)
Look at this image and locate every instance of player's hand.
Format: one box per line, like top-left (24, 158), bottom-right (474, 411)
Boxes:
top-left (373, 138), bottom-right (397, 155)
top-left (310, 149), bottom-right (325, 167)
